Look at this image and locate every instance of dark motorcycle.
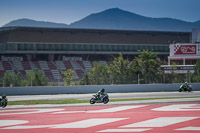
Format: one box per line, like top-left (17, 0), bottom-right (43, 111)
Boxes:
top-left (90, 94), bottom-right (109, 104)
top-left (0, 95), bottom-right (8, 108)
top-left (179, 84), bottom-right (192, 92)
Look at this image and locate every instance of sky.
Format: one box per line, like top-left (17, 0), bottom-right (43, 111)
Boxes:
top-left (0, 0), bottom-right (200, 27)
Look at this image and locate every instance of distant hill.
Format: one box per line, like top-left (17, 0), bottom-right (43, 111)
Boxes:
top-left (3, 8), bottom-right (200, 32)
top-left (3, 18), bottom-right (69, 28)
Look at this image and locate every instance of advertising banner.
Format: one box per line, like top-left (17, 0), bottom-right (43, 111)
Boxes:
top-left (174, 44), bottom-right (196, 55)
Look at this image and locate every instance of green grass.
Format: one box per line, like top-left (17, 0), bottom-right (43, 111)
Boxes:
top-left (8, 96), bottom-right (200, 105)
top-left (8, 99), bottom-right (89, 105)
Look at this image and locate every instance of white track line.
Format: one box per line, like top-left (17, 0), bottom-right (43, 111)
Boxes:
top-left (52, 118), bottom-right (127, 128)
top-left (121, 117), bottom-right (198, 127)
top-left (98, 128), bottom-right (151, 132)
top-left (176, 126), bottom-right (200, 131)
top-left (88, 105), bottom-right (147, 113)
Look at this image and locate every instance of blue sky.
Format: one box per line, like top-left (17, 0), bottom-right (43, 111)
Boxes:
top-left (0, 0), bottom-right (200, 27)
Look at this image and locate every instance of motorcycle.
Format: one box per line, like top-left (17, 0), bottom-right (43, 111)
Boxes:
top-left (0, 95), bottom-right (8, 108)
top-left (90, 94), bottom-right (109, 104)
top-left (179, 84), bottom-right (192, 92)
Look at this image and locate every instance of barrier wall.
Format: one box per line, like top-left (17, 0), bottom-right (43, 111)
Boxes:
top-left (0, 83), bottom-right (200, 95)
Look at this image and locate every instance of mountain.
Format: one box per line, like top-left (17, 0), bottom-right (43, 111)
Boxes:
top-left (70, 8), bottom-right (199, 32)
top-left (3, 18), bottom-right (69, 28)
top-left (3, 8), bottom-right (200, 31)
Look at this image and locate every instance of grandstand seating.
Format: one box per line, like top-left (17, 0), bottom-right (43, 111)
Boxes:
top-left (55, 61), bottom-right (66, 70)
top-left (44, 70), bottom-right (54, 80)
top-left (71, 61), bottom-right (83, 70)
top-left (21, 61), bottom-right (32, 70)
top-left (63, 61), bottom-right (73, 69)
top-left (76, 61), bottom-right (85, 69)
top-left (83, 61), bottom-right (92, 71)
top-left (75, 69), bottom-right (84, 79)
top-left (39, 61), bottom-right (49, 70)
top-left (51, 70), bottom-right (61, 80)
top-left (1, 61), bottom-right (12, 70)
top-left (12, 61), bottom-right (23, 70)
top-left (0, 61), bottom-right (4, 70)
top-left (0, 60), bottom-right (109, 82)
top-left (47, 61), bottom-right (57, 70)
top-left (0, 70), bottom-right (5, 77)
top-left (31, 61), bottom-right (40, 70)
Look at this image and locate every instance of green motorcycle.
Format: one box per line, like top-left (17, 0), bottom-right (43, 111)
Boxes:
top-left (179, 84), bottom-right (192, 92)
top-left (90, 93), bottom-right (109, 104)
top-left (0, 95), bottom-right (8, 108)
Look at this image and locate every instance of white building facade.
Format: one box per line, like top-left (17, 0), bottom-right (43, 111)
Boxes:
top-left (161, 28), bottom-right (200, 74)
top-left (162, 43), bottom-right (200, 74)
top-left (168, 43), bottom-right (200, 65)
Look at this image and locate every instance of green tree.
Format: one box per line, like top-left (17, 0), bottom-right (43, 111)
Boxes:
top-left (23, 70), bottom-right (47, 86)
top-left (133, 50), bottom-right (159, 84)
top-left (0, 77), bottom-right (2, 87)
top-left (3, 72), bottom-right (23, 87)
top-left (62, 69), bottom-right (74, 86)
top-left (80, 72), bottom-right (89, 85)
top-left (3, 72), bottom-right (13, 87)
top-left (192, 59), bottom-right (200, 82)
top-left (13, 72), bottom-right (23, 86)
top-left (130, 57), bottom-right (143, 84)
top-left (86, 62), bottom-right (110, 85)
top-left (109, 53), bottom-right (131, 84)
top-left (167, 62), bottom-right (185, 83)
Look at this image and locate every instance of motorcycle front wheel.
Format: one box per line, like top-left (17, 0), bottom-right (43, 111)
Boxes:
top-left (2, 102), bottom-right (7, 108)
top-left (188, 88), bottom-right (192, 92)
top-left (90, 98), bottom-right (96, 104)
top-left (103, 97), bottom-right (109, 104)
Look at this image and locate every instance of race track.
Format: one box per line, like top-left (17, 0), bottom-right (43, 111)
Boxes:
top-left (8, 91), bottom-right (200, 101)
top-left (0, 102), bottom-right (200, 133)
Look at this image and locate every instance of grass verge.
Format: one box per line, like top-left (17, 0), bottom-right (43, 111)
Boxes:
top-left (8, 96), bottom-right (200, 105)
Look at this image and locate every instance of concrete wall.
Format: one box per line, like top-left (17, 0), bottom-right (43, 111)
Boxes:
top-left (0, 83), bottom-right (200, 95)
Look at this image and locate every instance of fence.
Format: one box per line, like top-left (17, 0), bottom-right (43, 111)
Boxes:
top-left (0, 83), bottom-right (200, 95)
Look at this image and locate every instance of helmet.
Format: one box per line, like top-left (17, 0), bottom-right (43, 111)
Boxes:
top-left (101, 88), bottom-right (105, 93)
top-left (2, 94), bottom-right (6, 99)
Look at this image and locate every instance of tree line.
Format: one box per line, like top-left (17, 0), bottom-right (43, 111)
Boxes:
top-left (80, 50), bottom-right (200, 85)
top-left (1, 50), bottom-right (200, 87)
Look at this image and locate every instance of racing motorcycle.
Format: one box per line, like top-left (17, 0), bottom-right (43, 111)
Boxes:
top-left (179, 84), bottom-right (192, 92)
top-left (0, 95), bottom-right (8, 108)
top-left (90, 94), bottom-right (109, 104)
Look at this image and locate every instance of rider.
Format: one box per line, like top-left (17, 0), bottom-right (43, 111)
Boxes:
top-left (0, 94), bottom-right (6, 103)
top-left (96, 88), bottom-right (107, 101)
top-left (183, 82), bottom-right (189, 89)
top-left (181, 82), bottom-right (189, 91)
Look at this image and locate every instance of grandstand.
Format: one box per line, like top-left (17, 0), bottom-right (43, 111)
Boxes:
top-left (0, 27), bottom-right (191, 82)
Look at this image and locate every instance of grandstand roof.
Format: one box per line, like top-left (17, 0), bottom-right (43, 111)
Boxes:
top-left (0, 26), bottom-right (191, 44)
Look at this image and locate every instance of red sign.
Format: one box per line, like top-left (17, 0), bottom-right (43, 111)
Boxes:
top-left (174, 45), bottom-right (196, 55)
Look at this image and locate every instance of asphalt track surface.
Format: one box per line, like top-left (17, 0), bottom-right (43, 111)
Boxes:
top-left (0, 102), bottom-right (200, 133)
top-left (8, 91), bottom-right (200, 101)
